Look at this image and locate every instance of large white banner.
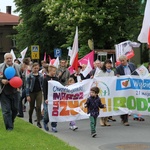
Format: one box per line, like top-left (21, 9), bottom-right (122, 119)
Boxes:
top-left (48, 76), bottom-right (150, 122)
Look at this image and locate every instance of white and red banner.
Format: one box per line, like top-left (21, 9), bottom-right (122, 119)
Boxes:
top-left (48, 76), bottom-right (150, 122)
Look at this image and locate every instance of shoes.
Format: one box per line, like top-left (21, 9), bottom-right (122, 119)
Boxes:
top-left (37, 122), bottom-right (42, 128)
top-left (69, 125), bottom-right (78, 131)
top-left (17, 114), bottom-right (24, 118)
top-left (52, 127), bottom-right (57, 133)
top-left (91, 132), bottom-right (97, 137)
top-left (124, 122), bottom-right (130, 126)
top-left (29, 119), bottom-right (33, 124)
top-left (7, 128), bottom-right (13, 131)
top-left (43, 122), bottom-right (49, 131)
top-left (108, 116), bottom-right (116, 122)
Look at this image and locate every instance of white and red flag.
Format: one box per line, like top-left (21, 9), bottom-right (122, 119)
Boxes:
top-left (138, 0), bottom-right (150, 46)
top-left (44, 52), bottom-right (46, 61)
top-left (20, 47), bottom-right (28, 59)
top-left (69, 27), bottom-right (78, 71)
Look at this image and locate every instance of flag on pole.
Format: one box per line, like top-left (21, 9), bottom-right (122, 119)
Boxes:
top-left (53, 57), bottom-right (60, 68)
top-left (44, 52), bottom-right (46, 61)
top-left (81, 59), bottom-right (92, 77)
top-left (138, 0), bottom-right (150, 44)
top-left (78, 50), bottom-right (94, 68)
top-left (20, 47), bottom-right (28, 59)
top-left (94, 67), bottom-right (101, 77)
top-left (48, 55), bottom-right (51, 65)
top-left (70, 27), bottom-right (78, 71)
top-left (67, 47), bottom-right (72, 57)
top-left (135, 65), bottom-right (149, 78)
top-left (10, 49), bottom-right (16, 62)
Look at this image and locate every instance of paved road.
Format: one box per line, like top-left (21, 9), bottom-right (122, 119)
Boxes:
top-left (22, 106), bottom-right (150, 150)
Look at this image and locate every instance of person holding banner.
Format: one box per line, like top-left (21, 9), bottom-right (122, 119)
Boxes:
top-left (67, 77), bottom-right (78, 131)
top-left (43, 65), bottom-right (59, 132)
top-left (115, 55), bottom-right (138, 126)
top-left (0, 53), bottom-right (21, 131)
top-left (85, 86), bottom-right (106, 137)
top-left (57, 59), bottom-right (70, 86)
top-left (97, 59), bottom-right (116, 126)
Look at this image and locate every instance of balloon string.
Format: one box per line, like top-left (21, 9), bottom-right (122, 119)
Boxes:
top-left (0, 85), bottom-right (5, 93)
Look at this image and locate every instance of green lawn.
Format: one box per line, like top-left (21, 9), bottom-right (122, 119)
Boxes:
top-left (0, 111), bottom-right (77, 150)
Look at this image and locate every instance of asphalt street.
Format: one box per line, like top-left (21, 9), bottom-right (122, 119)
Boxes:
top-left (21, 106), bottom-right (150, 150)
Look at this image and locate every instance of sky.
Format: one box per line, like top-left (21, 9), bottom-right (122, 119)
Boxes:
top-left (0, 0), bottom-right (19, 15)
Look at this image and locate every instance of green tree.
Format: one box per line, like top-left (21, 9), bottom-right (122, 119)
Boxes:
top-left (14, 0), bottom-right (66, 59)
top-left (14, 0), bottom-right (143, 59)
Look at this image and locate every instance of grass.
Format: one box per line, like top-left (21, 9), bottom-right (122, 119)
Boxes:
top-left (0, 111), bottom-right (77, 150)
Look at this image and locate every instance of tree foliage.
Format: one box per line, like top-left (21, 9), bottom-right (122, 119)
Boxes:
top-left (14, 0), bottom-right (143, 59)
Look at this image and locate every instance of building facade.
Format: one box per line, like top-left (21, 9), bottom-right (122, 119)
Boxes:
top-left (0, 6), bottom-right (19, 62)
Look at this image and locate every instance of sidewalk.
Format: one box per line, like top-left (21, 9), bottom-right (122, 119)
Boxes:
top-left (22, 107), bottom-right (150, 150)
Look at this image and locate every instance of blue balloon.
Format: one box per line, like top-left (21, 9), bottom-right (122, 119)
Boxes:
top-left (4, 67), bottom-right (16, 79)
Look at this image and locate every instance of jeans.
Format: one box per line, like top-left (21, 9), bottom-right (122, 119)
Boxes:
top-left (90, 116), bottom-right (97, 134)
top-left (18, 89), bottom-right (26, 116)
top-left (43, 102), bottom-right (57, 127)
top-left (29, 91), bottom-right (42, 123)
top-left (0, 92), bottom-right (19, 130)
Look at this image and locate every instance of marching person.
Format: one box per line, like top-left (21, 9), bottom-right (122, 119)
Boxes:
top-left (0, 53), bottom-right (21, 131)
top-left (115, 55), bottom-right (138, 126)
top-left (85, 86), bottom-right (106, 137)
top-left (97, 59), bottom-right (115, 126)
top-left (26, 62), bottom-right (43, 128)
top-left (43, 65), bottom-right (59, 132)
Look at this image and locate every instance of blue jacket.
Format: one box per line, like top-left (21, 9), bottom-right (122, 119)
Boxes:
top-left (26, 72), bottom-right (43, 96)
top-left (85, 95), bottom-right (105, 117)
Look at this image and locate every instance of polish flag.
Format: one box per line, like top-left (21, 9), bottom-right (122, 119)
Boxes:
top-left (70, 27), bottom-right (78, 71)
top-left (44, 52), bottom-right (46, 61)
top-left (138, 0), bottom-right (150, 45)
top-left (48, 55), bottom-right (51, 65)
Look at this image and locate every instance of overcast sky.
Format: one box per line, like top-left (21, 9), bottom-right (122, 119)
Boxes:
top-left (0, 0), bottom-right (19, 15)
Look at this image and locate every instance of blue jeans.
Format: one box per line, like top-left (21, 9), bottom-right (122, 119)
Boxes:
top-left (43, 103), bottom-right (57, 127)
top-left (0, 92), bottom-right (19, 130)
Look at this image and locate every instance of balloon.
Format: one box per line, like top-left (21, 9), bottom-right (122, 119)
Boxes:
top-left (9, 77), bottom-right (23, 88)
top-left (4, 67), bottom-right (16, 79)
top-left (50, 59), bottom-right (55, 65)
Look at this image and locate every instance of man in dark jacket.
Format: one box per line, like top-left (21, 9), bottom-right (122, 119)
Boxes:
top-left (0, 53), bottom-right (21, 130)
top-left (115, 55), bottom-right (138, 126)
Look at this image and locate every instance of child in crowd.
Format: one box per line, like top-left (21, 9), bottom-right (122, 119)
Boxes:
top-left (43, 65), bottom-right (59, 132)
top-left (67, 78), bottom-right (78, 131)
top-left (26, 62), bottom-right (43, 128)
top-left (85, 86), bottom-right (106, 137)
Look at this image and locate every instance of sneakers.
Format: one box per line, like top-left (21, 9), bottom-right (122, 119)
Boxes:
top-left (43, 122), bottom-right (49, 131)
top-left (69, 125), bottom-right (78, 131)
top-left (91, 132), bottom-right (97, 137)
top-left (37, 122), bottom-right (42, 128)
top-left (52, 127), bottom-right (57, 133)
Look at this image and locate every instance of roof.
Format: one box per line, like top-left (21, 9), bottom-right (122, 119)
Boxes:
top-left (0, 12), bottom-right (19, 25)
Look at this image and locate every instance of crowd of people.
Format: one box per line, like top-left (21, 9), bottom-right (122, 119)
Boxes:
top-left (0, 52), bottom-right (139, 137)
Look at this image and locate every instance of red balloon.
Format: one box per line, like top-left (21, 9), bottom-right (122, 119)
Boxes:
top-left (50, 59), bottom-right (55, 65)
top-left (9, 77), bottom-right (23, 88)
